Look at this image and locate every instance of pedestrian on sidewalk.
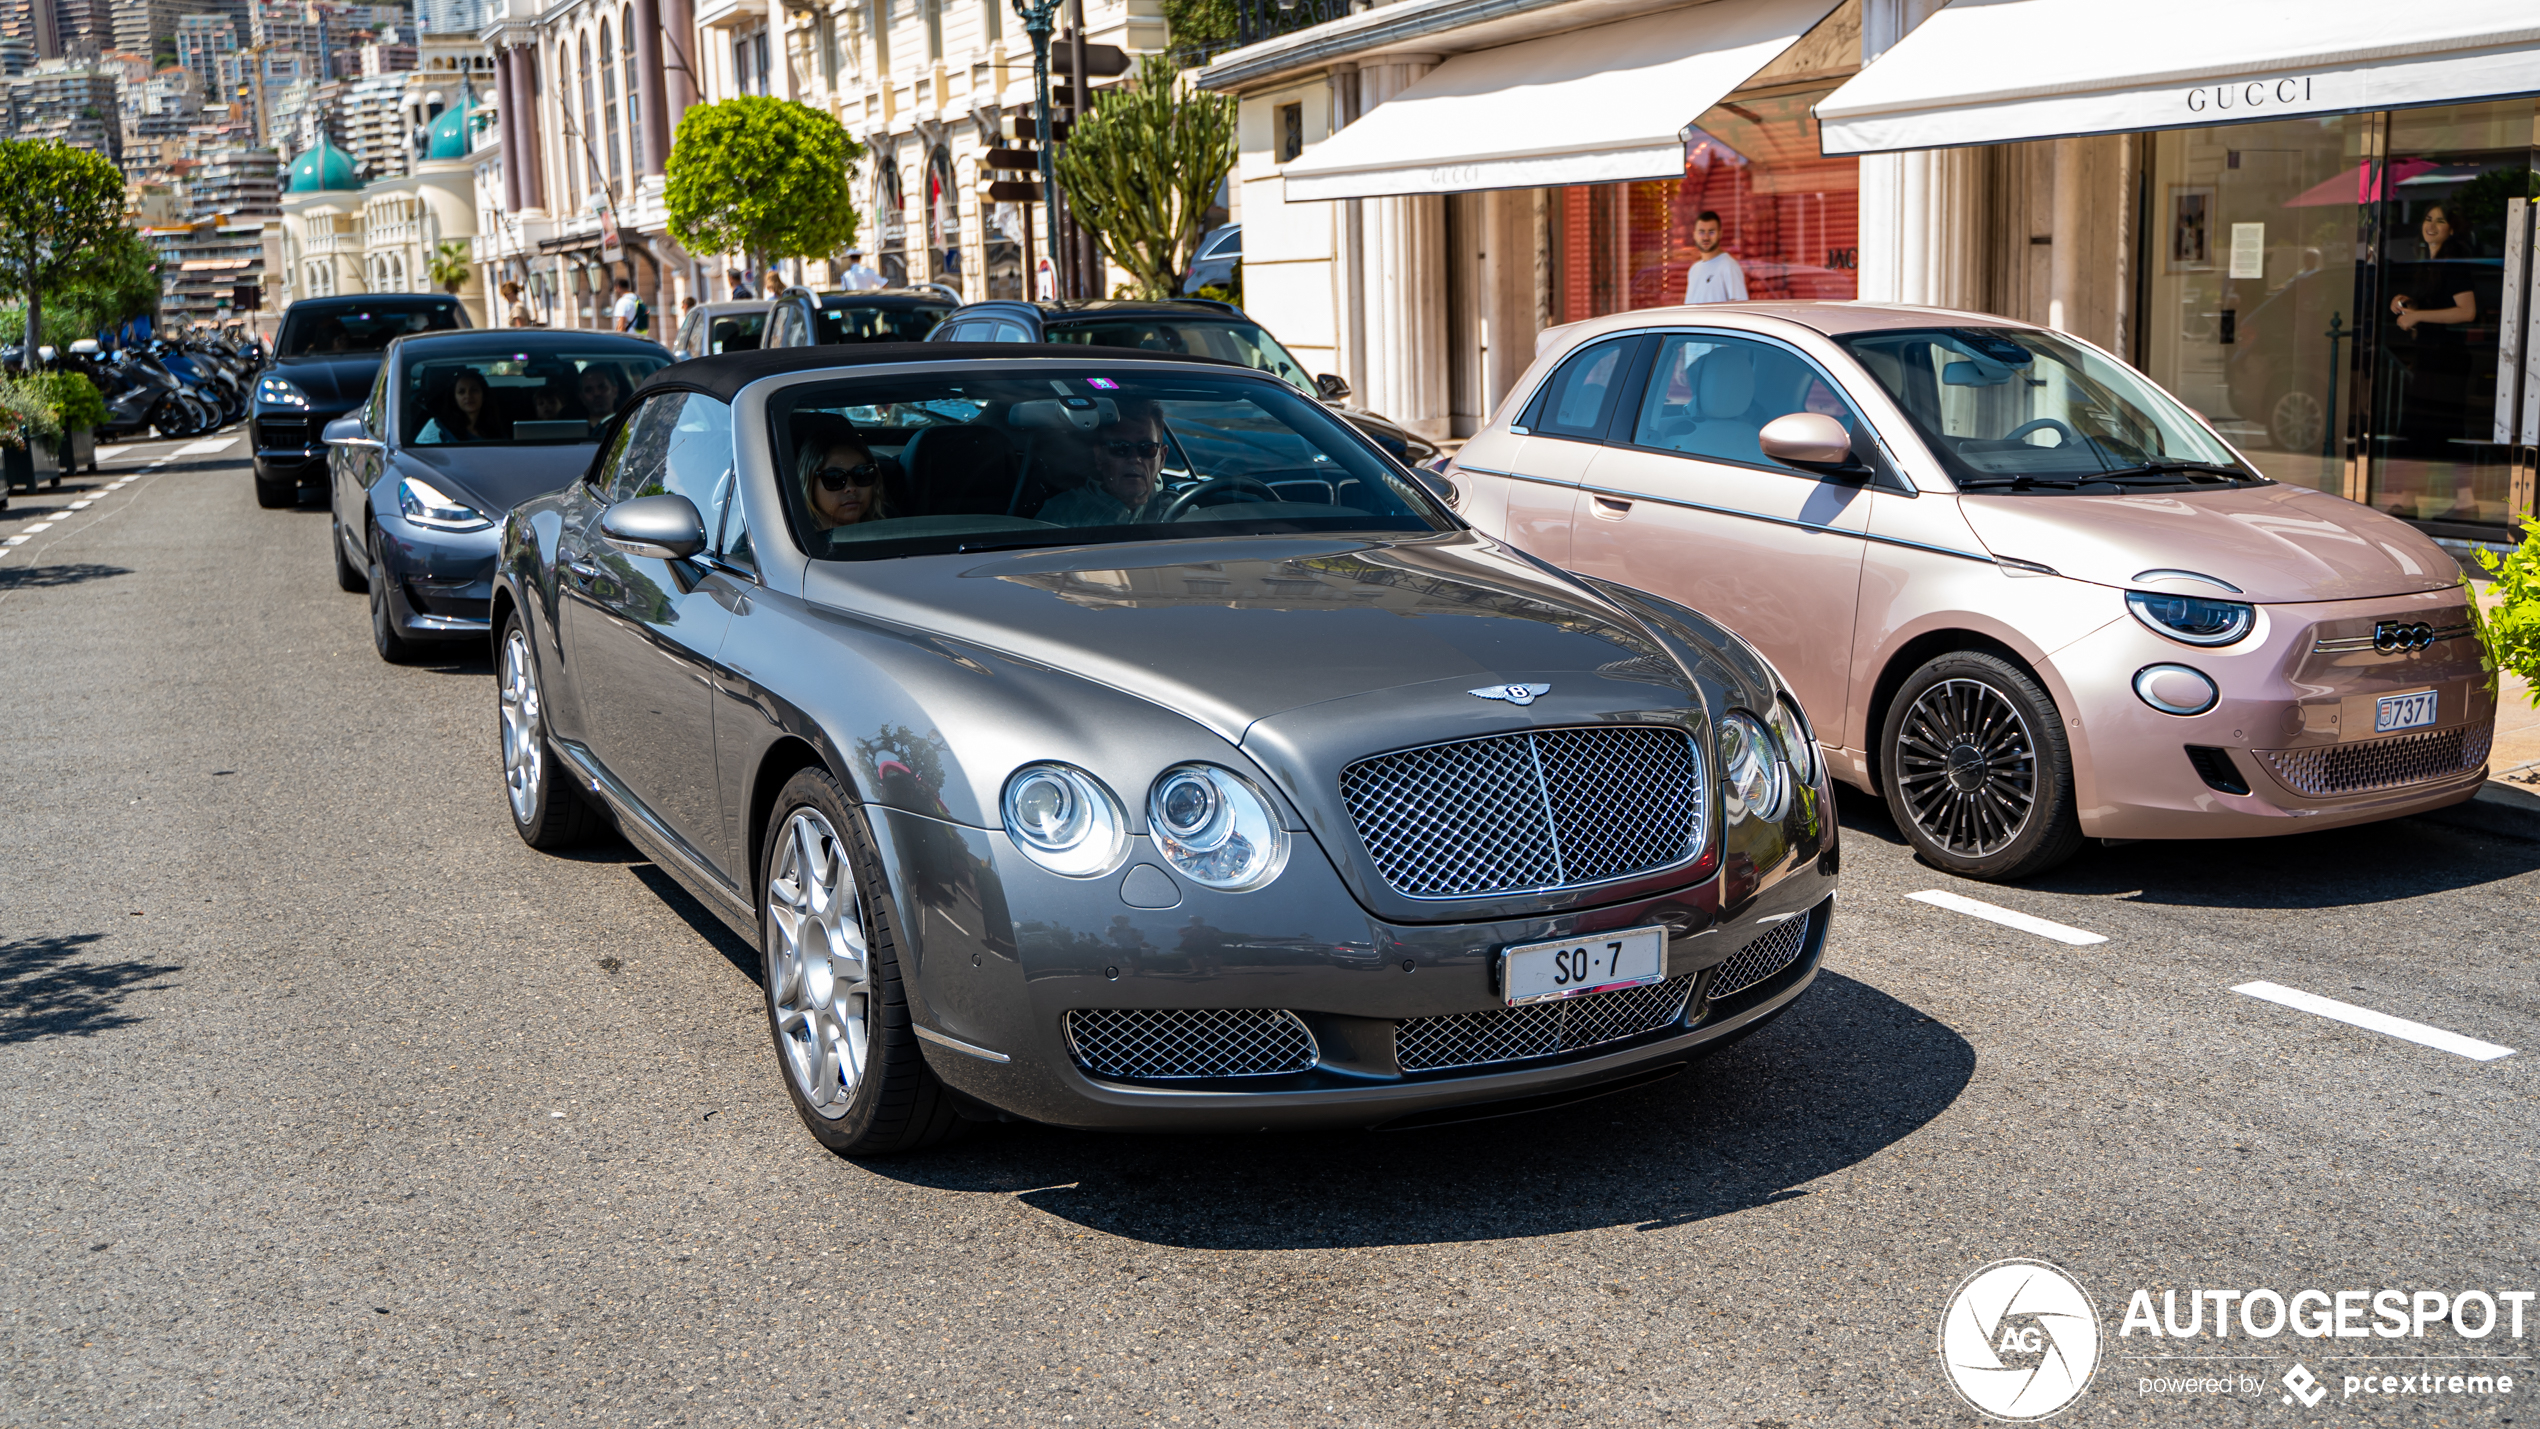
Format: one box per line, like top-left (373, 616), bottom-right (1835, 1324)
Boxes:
top-left (838, 248), bottom-right (884, 290)
top-left (1682, 210), bottom-right (1748, 305)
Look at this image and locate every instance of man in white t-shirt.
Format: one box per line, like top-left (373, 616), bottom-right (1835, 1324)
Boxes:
top-left (1682, 210), bottom-right (1748, 304)
top-left (838, 248), bottom-right (885, 290)
top-left (610, 278), bottom-right (641, 332)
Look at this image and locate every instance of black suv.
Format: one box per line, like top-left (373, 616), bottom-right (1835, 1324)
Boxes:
top-left (760, 287), bottom-right (957, 348)
top-left (928, 299), bottom-right (1439, 466)
top-left (254, 294), bottom-right (469, 507)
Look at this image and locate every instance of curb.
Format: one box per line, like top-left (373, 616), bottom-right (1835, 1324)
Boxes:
top-left (2419, 779), bottom-right (2540, 842)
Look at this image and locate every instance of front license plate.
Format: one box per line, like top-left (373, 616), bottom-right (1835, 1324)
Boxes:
top-left (1500, 926), bottom-right (1667, 1007)
top-left (2375, 689), bottom-right (2438, 733)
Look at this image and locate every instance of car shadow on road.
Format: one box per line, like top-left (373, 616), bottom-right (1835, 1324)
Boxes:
top-left (628, 862), bottom-right (760, 983)
top-left (1834, 781), bottom-right (2539, 909)
top-left (862, 970), bottom-right (1972, 1249)
top-left (0, 933), bottom-right (184, 1044)
top-left (0, 562), bottom-right (132, 590)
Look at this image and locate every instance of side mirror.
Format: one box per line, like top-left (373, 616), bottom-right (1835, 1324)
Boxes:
top-left (1315, 372), bottom-right (1351, 402)
top-left (1759, 412), bottom-right (1859, 471)
top-left (322, 414), bottom-right (377, 447)
top-left (599, 493), bottom-right (707, 560)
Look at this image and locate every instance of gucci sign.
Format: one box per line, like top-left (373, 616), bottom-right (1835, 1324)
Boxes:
top-left (2186, 76), bottom-right (2317, 114)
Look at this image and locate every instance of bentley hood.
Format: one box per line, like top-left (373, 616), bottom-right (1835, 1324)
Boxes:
top-left (1952, 483), bottom-right (2463, 603)
top-left (801, 532), bottom-right (1699, 744)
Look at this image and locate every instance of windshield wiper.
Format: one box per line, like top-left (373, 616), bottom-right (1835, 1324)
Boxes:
top-left (2086, 460), bottom-right (2253, 484)
top-left (1952, 475), bottom-right (2089, 490)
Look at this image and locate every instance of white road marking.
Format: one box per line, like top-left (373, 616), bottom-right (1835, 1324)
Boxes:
top-left (1908, 889), bottom-right (2109, 945)
top-left (19, 522), bottom-right (53, 533)
top-left (2234, 981), bottom-right (2515, 1062)
top-left (173, 436), bottom-right (239, 456)
top-left (66, 500), bottom-right (91, 509)
top-left (93, 445), bottom-right (131, 461)
top-left (2, 535), bottom-right (25, 545)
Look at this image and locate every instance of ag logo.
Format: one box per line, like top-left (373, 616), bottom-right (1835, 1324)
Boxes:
top-left (1938, 1259), bottom-right (2101, 1420)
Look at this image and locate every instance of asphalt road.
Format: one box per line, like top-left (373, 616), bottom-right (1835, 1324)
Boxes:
top-left (5, 440), bottom-right (2538, 1428)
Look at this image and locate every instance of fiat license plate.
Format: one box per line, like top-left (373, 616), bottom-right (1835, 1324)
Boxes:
top-left (2375, 689), bottom-right (2437, 733)
top-left (1500, 926), bottom-right (1666, 1007)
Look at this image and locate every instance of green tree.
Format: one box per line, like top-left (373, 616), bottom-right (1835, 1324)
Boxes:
top-left (664, 97), bottom-right (863, 267)
top-left (0, 140), bottom-right (131, 356)
top-left (2467, 519), bottom-right (2540, 710)
top-left (426, 239), bottom-right (472, 295)
top-left (0, 226), bottom-right (161, 346)
top-left (1054, 55), bottom-right (1236, 299)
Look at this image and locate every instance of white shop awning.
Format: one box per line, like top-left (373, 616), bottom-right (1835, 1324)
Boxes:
top-left (1817, 0), bottom-right (2540, 156)
top-left (1281, 0), bottom-right (1839, 202)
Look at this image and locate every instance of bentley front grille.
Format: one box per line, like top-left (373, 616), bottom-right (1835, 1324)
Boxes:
top-left (2256, 723), bottom-right (2491, 797)
top-left (1394, 977), bottom-right (1695, 1073)
top-left (1710, 909), bottom-right (1817, 1000)
top-left (1339, 726), bottom-right (1704, 898)
top-left (1065, 1007), bottom-right (1319, 1081)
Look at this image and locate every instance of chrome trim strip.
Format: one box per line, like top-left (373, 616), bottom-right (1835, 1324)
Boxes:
top-left (1573, 481), bottom-right (1995, 564)
top-left (552, 739), bottom-right (745, 900)
top-left (914, 1024), bottom-right (1013, 1064)
top-left (2311, 623), bottom-right (2473, 654)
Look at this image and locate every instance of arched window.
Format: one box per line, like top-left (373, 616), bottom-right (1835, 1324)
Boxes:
top-left (599, 19), bottom-right (621, 188)
top-left (578, 34), bottom-right (597, 201)
top-left (621, 6), bottom-right (641, 173)
top-left (556, 41), bottom-right (578, 202)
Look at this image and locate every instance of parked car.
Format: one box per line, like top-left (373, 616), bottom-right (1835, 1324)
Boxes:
top-left (1180, 222), bottom-right (1241, 295)
top-left (1446, 304), bottom-right (2495, 881)
top-left (670, 299), bottom-right (770, 360)
top-left (758, 287), bottom-right (957, 348)
top-left (928, 298), bottom-right (1442, 467)
top-left (488, 343), bottom-right (1837, 1152)
top-left (324, 329), bottom-right (669, 662)
top-left (253, 294), bottom-right (470, 508)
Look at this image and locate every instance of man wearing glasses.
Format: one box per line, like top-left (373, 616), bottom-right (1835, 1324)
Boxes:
top-left (1040, 402), bottom-right (1175, 527)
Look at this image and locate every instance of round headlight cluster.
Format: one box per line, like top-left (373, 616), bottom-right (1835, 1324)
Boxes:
top-left (1000, 763), bottom-right (1126, 878)
top-left (2127, 589), bottom-right (2254, 647)
top-left (1148, 764), bottom-right (1289, 891)
top-left (1718, 712), bottom-right (1789, 822)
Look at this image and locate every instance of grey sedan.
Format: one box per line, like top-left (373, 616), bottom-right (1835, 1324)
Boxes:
top-left (490, 342), bottom-right (1837, 1153)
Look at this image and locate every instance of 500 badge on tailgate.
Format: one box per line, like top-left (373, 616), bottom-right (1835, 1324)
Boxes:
top-left (1501, 926), bottom-right (1667, 1006)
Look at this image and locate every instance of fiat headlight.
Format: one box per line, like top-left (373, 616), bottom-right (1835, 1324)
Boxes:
top-left (1718, 712), bottom-right (1788, 822)
top-left (2127, 589), bottom-right (2254, 647)
top-left (1767, 696), bottom-right (1816, 788)
top-left (1148, 764), bottom-right (1288, 891)
top-left (396, 475), bottom-right (494, 532)
top-left (1001, 763), bottom-right (1127, 878)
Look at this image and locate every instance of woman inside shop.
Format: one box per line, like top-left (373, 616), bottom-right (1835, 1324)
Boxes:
top-left (2386, 203), bottom-right (2480, 475)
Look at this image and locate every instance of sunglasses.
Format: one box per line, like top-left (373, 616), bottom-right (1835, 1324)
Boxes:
top-left (813, 463), bottom-right (882, 492)
top-left (1101, 440), bottom-right (1165, 459)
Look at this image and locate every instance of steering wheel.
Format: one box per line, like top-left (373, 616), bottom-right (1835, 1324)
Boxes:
top-left (2004, 418), bottom-right (2083, 447)
top-left (1161, 475), bottom-right (1282, 522)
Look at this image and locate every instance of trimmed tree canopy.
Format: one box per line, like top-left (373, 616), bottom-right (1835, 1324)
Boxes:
top-left (1054, 55), bottom-right (1236, 300)
top-left (665, 97), bottom-right (864, 263)
top-left (0, 140), bottom-right (131, 354)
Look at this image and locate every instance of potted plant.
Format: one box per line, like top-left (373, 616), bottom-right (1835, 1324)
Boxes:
top-left (29, 369), bottom-right (105, 479)
top-left (0, 372), bottom-right (59, 499)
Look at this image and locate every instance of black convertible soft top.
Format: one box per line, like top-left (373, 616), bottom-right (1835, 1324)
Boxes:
top-left (632, 342), bottom-right (1240, 404)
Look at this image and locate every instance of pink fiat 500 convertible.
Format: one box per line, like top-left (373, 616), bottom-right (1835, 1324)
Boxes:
top-left (1446, 304), bottom-right (2494, 880)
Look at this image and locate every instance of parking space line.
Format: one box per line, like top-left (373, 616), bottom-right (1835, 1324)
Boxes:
top-left (1908, 889), bottom-right (2108, 945)
top-left (2234, 981), bottom-right (2515, 1061)
top-left (93, 444), bottom-right (132, 461)
top-left (173, 436), bottom-right (239, 456)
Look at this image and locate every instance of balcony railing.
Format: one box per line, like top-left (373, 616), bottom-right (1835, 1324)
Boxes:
top-left (1234, 0), bottom-right (1353, 48)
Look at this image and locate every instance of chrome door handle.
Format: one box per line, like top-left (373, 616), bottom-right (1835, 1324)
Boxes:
top-left (564, 557), bottom-right (603, 583)
top-left (1592, 495), bottom-right (1634, 515)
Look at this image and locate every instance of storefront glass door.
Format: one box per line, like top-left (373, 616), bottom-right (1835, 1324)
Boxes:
top-left (2362, 101), bottom-right (2538, 536)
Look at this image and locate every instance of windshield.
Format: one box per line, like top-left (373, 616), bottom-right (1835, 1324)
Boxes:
top-left (818, 301), bottom-right (951, 344)
top-left (1836, 327), bottom-right (2258, 491)
top-left (770, 368), bottom-right (1451, 560)
top-left (279, 302), bottom-right (464, 357)
top-left (1044, 319), bottom-right (1316, 395)
top-left (403, 351), bottom-right (669, 445)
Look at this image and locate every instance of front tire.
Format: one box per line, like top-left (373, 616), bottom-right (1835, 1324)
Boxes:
top-left (367, 524), bottom-right (421, 664)
top-left (1879, 651), bottom-right (2084, 881)
top-left (497, 615), bottom-right (596, 848)
top-left (761, 768), bottom-right (963, 1156)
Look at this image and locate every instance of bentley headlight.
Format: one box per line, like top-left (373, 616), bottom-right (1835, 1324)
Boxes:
top-left (1718, 712), bottom-right (1788, 822)
top-left (1768, 696), bottom-right (1816, 788)
top-left (255, 374), bottom-right (310, 408)
top-left (2127, 589), bottom-right (2253, 647)
top-left (1148, 764), bottom-right (1288, 891)
top-left (1001, 763), bottom-right (1127, 878)
top-left (396, 476), bottom-right (494, 532)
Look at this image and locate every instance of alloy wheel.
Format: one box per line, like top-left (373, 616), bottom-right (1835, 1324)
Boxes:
top-left (1893, 677), bottom-right (2039, 859)
top-left (2270, 389), bottom-right (2324, 453)
top-left (766, 808), bottom-right (871, 1118)
top-left (498, 627), bottom-right (544, 824)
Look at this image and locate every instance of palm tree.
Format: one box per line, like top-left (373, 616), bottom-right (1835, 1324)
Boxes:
top-left (426, 240), bottom-right (473, 296)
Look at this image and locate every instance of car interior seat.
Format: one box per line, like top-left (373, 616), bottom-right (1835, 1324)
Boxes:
top-left (1688, 348), bottom-right (1762, 464)
top-left (900, 424), bottom-right (1023, 517)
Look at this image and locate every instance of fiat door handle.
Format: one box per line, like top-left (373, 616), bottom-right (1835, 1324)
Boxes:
top-left (1592, 495), bottom-right (1634, 517)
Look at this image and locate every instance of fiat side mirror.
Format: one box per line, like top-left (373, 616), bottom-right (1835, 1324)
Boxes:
top-left (1315, 373), bottom-right (1351, 402)
top-left (1759, 412), bottom-right (1863, 474)
top-left (599, 493), bottom-right (707, 560)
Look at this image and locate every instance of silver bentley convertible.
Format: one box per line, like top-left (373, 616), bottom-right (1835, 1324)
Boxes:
top-left (490, 343), bottom-right (1838, 1154)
